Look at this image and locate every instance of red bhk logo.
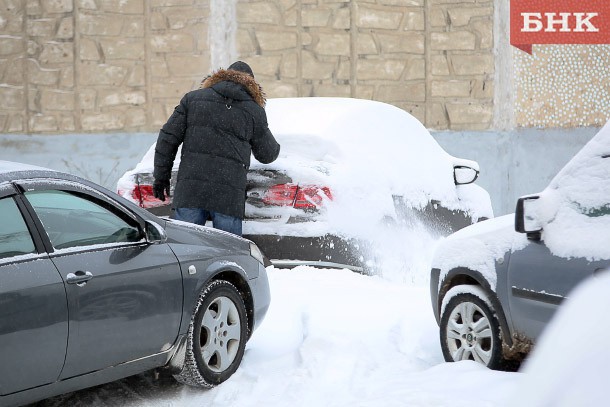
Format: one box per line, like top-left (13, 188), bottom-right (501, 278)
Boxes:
top-left (510, 0), bottom-right (610, 54)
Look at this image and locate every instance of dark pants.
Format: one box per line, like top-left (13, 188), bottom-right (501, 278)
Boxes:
top-left (174, 208), bottom-right (243, 236)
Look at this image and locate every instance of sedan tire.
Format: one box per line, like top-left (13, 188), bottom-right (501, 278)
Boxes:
top-left (440, 292), bottom-right (504, 369)
top-left (174, 280), bottom-right (249, 387)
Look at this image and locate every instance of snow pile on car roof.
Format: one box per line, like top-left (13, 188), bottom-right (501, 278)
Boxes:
top-left (534, 119), bottom-right (610, 260)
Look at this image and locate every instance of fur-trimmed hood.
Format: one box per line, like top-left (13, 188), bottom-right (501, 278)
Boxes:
top-left (201, 69), bottom-right (266, 107)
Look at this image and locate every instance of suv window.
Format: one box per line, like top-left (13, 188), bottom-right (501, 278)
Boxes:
top-left (25, 190), bottom-right (142, 250)
top-left (0, 197), bottom-right (36, 259)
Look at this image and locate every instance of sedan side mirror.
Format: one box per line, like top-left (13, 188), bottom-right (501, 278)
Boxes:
top-left (145, 220), bottom-right (167, 244)
top-left (515, 195), bottom-right (542, 239)
top-left (454, 166), bottom-right (479, 185)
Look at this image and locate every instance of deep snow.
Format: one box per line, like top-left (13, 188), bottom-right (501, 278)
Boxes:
top-left (37, 266), bottom-right (522, 407)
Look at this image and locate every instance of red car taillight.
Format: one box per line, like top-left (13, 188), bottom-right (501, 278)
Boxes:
top-left (131, 184), bottom-right (165, 208)
top-left (263, 184), bottom-right (332, 210)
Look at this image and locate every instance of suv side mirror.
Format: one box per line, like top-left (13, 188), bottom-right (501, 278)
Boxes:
top-left (145, 220), bottom-right (167, 244)
top-left (454, 165), bottom-right (479, 185)
top-left (515, 195), bottom-right (542, 239)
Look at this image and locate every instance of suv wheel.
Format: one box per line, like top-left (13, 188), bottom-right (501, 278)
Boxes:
top-left (440, 291), bottom-right (504, 369)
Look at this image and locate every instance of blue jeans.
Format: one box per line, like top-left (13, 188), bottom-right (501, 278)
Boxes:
top-left (174, 208), bottom-right (243, 236)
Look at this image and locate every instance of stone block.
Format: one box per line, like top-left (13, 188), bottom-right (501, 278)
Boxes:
top-left (426, 103), bottom-right (448, 129)
top-left (26, 0), bottom-right (42, 15)
top-left (30, 114), bottom-right (58, 132)
top-left (404, 57), bottom-right (425, 80)
top-left (244, 55), bottom-right (282, 77)
top-left (377, 82), bottom-right (425, 102)
top-left (430, 0), bottom-right (476, 3)
top-left (356, 33), bottom-right (377, 55)
top-left (81, 112), bottom-right (125, 131)
top-left (302, 51), bottom-right (335, 80)
top-left (313, 84), bottom-right (351, 97)
top-left (4, 58), bottom-right (26, 85)
top-left (314, 33), bottom-right (350, 56)
top-left (27, 19), bottom-right (55, 37)
top-left (332, 7), bottom-right (350, 30)
top-left (150, 12), bottom-right (166, 30)
top-left (430, 8), bottom-right (446, 27)
top-left (150, 34), bottom-right (194, 52)
top-left (27, 59), bottom-right (60, 85)
top-left (302, 8), bottom-right (332, 27)
top-left (337, 59), bottom-right (350, 80)
top-left (151, 57), bottom-right (169, 77)
top-left (124, 107), bottom-right (147, 127)
top-left (56, 17), bottom-right (73, 39)
top-left (265, 81), bottom-right (298, 98)
top-left (98, 0), bottom-right (143, 14)
top-left (357, 6), bottom-right (403, 29)
top-left (100, 39), bottom-right (145, 60)
top-left (431, 31), bottom-right (475, 50)
top-left (79, 62), bottom-right (128, 86)
top-left (355, 85), bottom-right (374, 100)
top-left (237, 2), bottom-right (281, 25)
top-left (280, 52), bottom-right (298, 78)
top-left (166, 55), bottom-right (208, 76)
top-left (79, 88), bottom-right (96, 109)
top-left (357, 59), bottom-right (404, 81)
top-left (99, 90), bottom-right (146, 106)
top-left (8, 114), bottom-right (24, 132)
top-left (77, 0), bottom-right (97, 10)
top-left (256, 30), bottom-right (297, 51)
top-left (472, 20), bottom-right (493, 49)
top-left (430, 54), bottom-right (449, 75)
top-left (42, 0), bottom-right (72, 13)
top-left (39, 41), bottom-right (73, 65)
top-left (450, 54), bottom-right (494, 75)
top-left (448, 7), bottom-right (492, 27)
top-left (59, 115), bottom-right (75, 131)
top-left (60, 65), bottom-right (73, 87)
top-left (0, 36), bottom-right (25, 56)
top-left (446, 102), bottom-right (492, 125)
top-left (79, 14), bottom-right (123, 36)
top-left (378, 32), bottom-right (424, 54)
top-left (472, 79), bottom-right (493, 98)
top-left (166, 8), bottom-right (207, 30)
top-left (122, 16), bottom-right (144, 37)
top-left (236, 29), bottom-right (255, 54)
top-left (284, 8), bottom-right (297, 26)
top-left (0, 85), bottom-right (24, 109)
top-left (151, 0), bottom-right (192, 6)
top-left (405, 10), bottom-right (425, 31)
top-left (379, 0), bottom-right (423, 6)
top-left (431, 80), bottom-right (471, 97)
top-left (151, 79), bottom-right (195, 99)
top-left (41, 89), bottom-right (74, 110)
top-left (79, 37), bottom-right (99, 60)
top-left (127, 65), bottom-right (145, 86)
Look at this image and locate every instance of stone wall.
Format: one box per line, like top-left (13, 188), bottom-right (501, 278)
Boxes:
top-left (7, 1), bottom-right (608, 134)
top-left (0, 0), bottom-right (210, 133)
top-left (236, 0), bottom-right (495, 130)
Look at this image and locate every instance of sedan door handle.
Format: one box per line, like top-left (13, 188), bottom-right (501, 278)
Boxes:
top-left (66, 271), bottom-right (94, 286)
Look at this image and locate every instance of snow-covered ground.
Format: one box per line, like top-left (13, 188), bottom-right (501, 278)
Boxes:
top-left (38, 263), bottom-right (522, 407)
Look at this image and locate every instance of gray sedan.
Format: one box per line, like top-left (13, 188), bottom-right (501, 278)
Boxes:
top-left (0, 161), bottom-right (270, 406)
top-left (429, 122), bottom-right (610, 370)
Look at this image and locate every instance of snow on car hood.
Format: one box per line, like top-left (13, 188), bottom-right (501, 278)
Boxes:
top-left (431, 214), bottom-right (528, 290)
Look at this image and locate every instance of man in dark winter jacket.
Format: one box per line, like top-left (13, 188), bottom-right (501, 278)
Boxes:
top-left (152, 61), bottom-right (280, 236)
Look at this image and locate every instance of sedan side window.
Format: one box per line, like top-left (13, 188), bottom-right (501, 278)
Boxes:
top-left (0, 197), bottom-right (36, 259)
top-left (25, 190), bottom-right (142, 250)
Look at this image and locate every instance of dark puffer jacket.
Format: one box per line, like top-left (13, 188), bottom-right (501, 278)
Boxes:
top-left (153, 69), bottom-right (280, 219)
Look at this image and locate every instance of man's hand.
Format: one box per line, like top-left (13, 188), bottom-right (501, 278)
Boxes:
top-left (153, 179), bottom-right (171, 201)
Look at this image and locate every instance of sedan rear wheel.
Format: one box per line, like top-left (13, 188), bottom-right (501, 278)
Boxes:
top-left (440, 292), bottom-right (504, 369)
top-left (174, 280), bottom-right (248, 387)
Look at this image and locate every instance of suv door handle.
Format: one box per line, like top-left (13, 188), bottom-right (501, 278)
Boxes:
top-left (66, 271), bottom-right (93, 286)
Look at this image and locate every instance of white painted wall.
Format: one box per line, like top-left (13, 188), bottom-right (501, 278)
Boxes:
top-left (0, 129), bottom-right (597, 216)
